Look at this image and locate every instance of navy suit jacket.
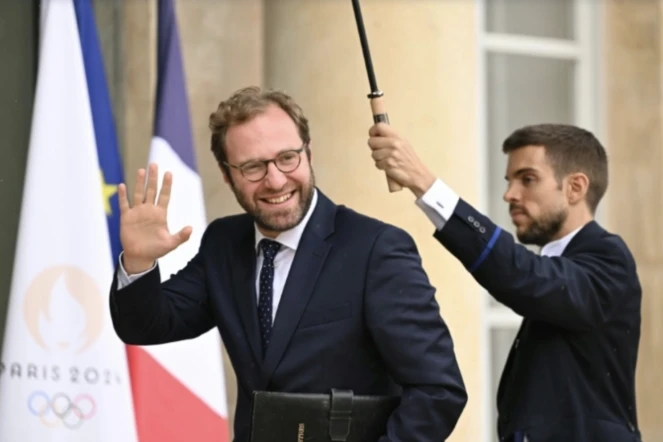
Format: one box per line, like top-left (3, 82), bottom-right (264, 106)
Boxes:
top-left (109, 190), bottom-right (467, 442)
top-left (434, 199), bottom-right (642, 442)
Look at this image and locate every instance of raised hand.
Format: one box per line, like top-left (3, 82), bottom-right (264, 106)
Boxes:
top-left (367, 123), bottom-right (437, 198)
top-left (118, 163), bottom-right (192, 274)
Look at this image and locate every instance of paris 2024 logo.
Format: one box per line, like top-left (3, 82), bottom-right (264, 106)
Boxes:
top-left (1, 265), bottom-right (126, 429)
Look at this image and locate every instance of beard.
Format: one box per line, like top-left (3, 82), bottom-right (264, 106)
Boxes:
top-left (232, 167), bottom-right (316, 234)
top-left (513, 205), bottom-right (568, 247)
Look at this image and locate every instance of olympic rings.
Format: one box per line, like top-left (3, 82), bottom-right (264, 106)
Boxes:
top-left (27, 390), bottom-right (97, 429)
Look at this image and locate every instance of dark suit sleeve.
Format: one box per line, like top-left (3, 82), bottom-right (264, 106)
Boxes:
top-left (109, 228), bottom-right (216, 346)
top-left (364, 225), bottom-right (467, 442)
top-left (434, 198), bottom-right (633, 331)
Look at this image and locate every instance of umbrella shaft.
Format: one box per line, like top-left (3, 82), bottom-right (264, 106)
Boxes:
top-left (352, 0), bottom-right (379, 92)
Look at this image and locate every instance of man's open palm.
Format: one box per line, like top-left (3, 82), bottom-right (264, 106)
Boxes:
top-left (118, 163), bottom-right (192, 266)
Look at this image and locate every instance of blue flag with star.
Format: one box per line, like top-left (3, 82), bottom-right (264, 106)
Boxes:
top-left (74, 0), bottom-right (124, 259)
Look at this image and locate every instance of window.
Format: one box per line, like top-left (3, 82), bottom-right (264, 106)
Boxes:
top-left (477, 0), bottom-right (601, 440)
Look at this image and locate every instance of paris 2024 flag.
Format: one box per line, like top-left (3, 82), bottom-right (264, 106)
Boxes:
top-left (0, 0), bottom-right (138, 441)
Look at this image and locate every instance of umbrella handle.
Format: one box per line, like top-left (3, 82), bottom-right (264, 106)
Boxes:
top-left (369, 95), bottom-right (403, 193)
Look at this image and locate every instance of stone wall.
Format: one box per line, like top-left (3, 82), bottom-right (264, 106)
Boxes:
top-left (603, 1), bottom-right (663, 440)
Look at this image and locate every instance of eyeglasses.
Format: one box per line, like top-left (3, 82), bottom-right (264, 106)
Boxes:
top-left (224, 145), bottom-right (307, 182)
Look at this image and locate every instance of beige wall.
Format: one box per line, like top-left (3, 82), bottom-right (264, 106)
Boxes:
top-left (120, 0), bottom-right (483, 440)
top-left (603, 1), bottom-right (663, 440)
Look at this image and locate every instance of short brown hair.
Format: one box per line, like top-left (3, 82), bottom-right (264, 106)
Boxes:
top-left (502, 123), bottom-right (608, 213)
top-left (208, 86), bottom-right (311, 174)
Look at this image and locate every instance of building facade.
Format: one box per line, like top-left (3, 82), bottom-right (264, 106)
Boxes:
top-left (1, 1), bottom-right (661, 441)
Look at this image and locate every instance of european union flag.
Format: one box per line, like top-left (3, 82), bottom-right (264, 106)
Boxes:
top-left (74, 0), bottom-right (124, 260)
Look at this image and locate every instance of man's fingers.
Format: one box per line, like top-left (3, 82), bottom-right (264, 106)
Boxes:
top-left (374, 158), bottom-right (405, 185)
top-left (144, 163), bottom-right (159, 204)
top-left (367, 136), bottom-right (394, 151)
top-left (374, 158), bottom-right (390, 171)
top-left (133, 168), bottom-right (146, 205)
top-left (174, 226), bottom-right (193, 245)
top-left (371, 148), bottom-right (391, 162)
top-left (118, 183), bottom-right (130, 214)
top-left (368, 124), bottom-right (380, 137)
top-left (165, 226), bottom-right (192, 253)
top-left (369, 138), bottom-right (404, 162)
top-left (157, 172), bottom-right (172, 209)
top-left (368, 122), bottom-right (397, 138)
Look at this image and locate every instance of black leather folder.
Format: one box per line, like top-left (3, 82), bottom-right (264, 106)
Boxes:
top-left (249, 389), bottom-right (400, 442)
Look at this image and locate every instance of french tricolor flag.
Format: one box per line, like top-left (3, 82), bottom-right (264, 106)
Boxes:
top-left (125, 0), bottom-right (230, 440)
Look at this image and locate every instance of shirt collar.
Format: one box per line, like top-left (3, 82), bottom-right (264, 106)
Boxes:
top-left (540, 225), bottom-right (583, 257)
top-left (254, 188), bottom-right (318, 253)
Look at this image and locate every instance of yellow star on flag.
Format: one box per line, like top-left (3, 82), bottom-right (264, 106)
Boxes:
top-left (100, 169), bottom-right (118, 215)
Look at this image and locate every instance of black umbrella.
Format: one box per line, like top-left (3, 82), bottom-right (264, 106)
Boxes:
top-left (351, 0), bottom-right (403, 193)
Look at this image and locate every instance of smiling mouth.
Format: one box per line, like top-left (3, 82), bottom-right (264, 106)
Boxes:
top-left (262, 191), bottom-right (295, 205)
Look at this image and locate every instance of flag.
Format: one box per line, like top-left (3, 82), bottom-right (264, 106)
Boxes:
top-left (74, 0), bottom-right (124, 261)
top-left (125, 0), bottom-right (230, 440)
top-left (0, 1), bottom-right (138, 441)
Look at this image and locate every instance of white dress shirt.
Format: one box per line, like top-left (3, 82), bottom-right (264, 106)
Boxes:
top-left (539, 226), bottom-right (582, 257)
top-left (415, 178), bottom-right (583, 257)
top-left (116, 189), bottom-right (319, 323)
top-left (252, 189), bottom-right (317, 321)
top-left (414, 178), bottom-right (461, 231)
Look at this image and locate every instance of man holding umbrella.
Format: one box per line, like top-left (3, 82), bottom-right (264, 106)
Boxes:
top-left (367, 122), bottom-right (642, 442)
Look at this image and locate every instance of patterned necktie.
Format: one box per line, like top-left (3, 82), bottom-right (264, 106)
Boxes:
top-left (258, 239), bottom-right (281, 356)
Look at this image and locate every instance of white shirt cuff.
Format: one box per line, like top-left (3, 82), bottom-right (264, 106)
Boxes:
top-left (116, 251), bottom-right (156, 289)
top-left (414, 178), bottom-right (460, 231)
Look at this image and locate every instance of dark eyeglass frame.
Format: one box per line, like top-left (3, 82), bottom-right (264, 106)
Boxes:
top-left (223, 144), bottom-right (308, 182)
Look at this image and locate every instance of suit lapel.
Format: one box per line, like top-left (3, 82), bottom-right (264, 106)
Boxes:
top-left (230, 220), bottom-right (263, 365)
top-left (259, 191), bottom-right (335, 386)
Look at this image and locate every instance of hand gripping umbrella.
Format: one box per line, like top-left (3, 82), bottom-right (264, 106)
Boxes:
top-left (351, 0), bottom-right (403, 193)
